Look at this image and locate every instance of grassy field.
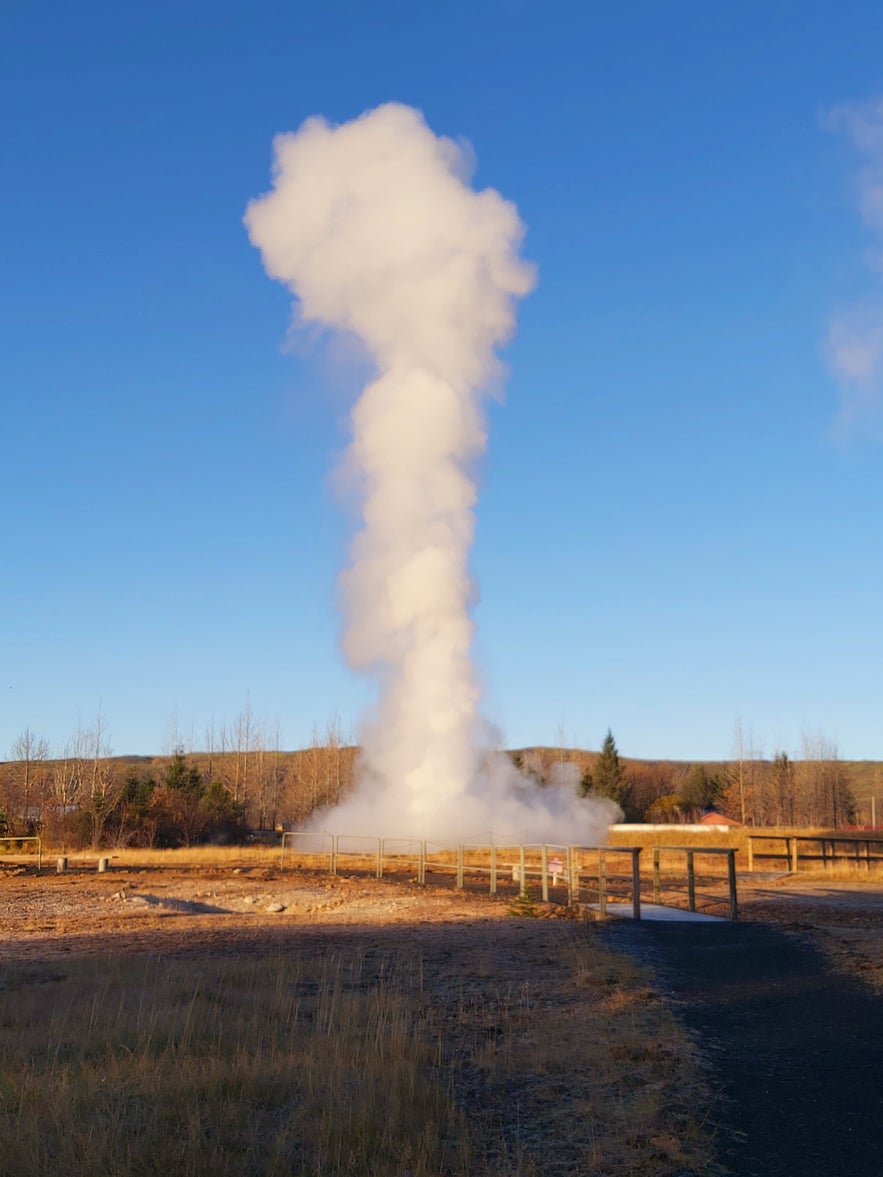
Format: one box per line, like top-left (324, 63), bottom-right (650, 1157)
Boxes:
top-left (0, 914), bottom-right (715, 1176)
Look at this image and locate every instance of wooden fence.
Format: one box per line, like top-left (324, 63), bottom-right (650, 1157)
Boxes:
top-left (650, 846), bottom-right (738, 920)
top-left (280, 833), bottom-right (739, 920)
top-left (747, 833), bottom-right (883, 873)
top-left (0, 835), bottom-right (42, 869)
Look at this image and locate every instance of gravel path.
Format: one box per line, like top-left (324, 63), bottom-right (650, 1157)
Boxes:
top-left (603, 919), bottom-right (883, 1176)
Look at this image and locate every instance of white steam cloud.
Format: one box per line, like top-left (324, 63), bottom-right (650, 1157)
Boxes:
top-left (826, 96), bottom-right (883, 436)
top-left (246, 103), bottom-right (619, 843)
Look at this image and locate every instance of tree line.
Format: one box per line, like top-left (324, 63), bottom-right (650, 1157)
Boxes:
top-left (1, 717), bottom-right (863, 847)
top-left (510, 726), bottom-right (858, 828)
top-left (0, 712), bottom-right (357, 849)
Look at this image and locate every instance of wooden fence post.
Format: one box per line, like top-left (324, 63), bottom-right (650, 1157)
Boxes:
top-left (727, 849), bottom-right (738, 921)
top-left (541, 845), bottom-right (549, 903)
top-left (686, 850), bottom-right (695, 912)
top-left (653, 849), bottom-right (661, 904)
top-left (631, 849), bottom-right (642, 920)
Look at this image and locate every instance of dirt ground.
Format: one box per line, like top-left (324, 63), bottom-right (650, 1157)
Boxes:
top-left (4, 856), bottom-right (883, 990)
top-left (3, 859), bottom-right (883, 1176)
top-left (0, 858), bottom-right (713, 1176)
top-left (736, 873), bottom-right (883, 986)
top-left (0, 859), bottom-right (514, 961)
top-left (3, 857), bottom-right (883, 988)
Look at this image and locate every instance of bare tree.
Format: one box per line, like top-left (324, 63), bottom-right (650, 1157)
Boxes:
top-left (84, 709), bottom-right (119, 847)
top-left (324, 714), bottom-right (345, 806)
top-left (233, 697), bottom-right (254, 806)
top-left (724, 720), bottom-right (764, 825)
top-left (799, 734), bottom-right (855, 828)
top-left (9, 726), bottom-right (49, 831)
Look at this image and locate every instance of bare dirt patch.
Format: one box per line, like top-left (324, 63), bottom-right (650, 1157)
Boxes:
top-left (0, 861), bottom-right (516, 962)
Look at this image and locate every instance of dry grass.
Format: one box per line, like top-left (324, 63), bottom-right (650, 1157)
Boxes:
top-left (65, 845), bottom-right (285, 870)
top-left (608, 827), bottom-right (746, 854)
top-left (0, 949), bottom-right (467, 1177)
top-left (0, 920), bottom-right (717, 1177)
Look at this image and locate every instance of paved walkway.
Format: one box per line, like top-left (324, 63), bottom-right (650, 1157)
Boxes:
top-left (603, 920), bottom-right (883, 1176)
top-left (591, 901), bottom-right (726, 922)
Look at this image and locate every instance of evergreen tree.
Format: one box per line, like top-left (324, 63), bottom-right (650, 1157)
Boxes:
top-left (164, 748), bottom-right (203, 795)
top-left (592, 728), bottom-right (629, 808)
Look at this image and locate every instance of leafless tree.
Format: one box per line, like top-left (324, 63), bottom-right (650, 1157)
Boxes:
top-left (83, 709), bottom-right (119, 847)
top-left (9, 726), bottom-right (49, 830)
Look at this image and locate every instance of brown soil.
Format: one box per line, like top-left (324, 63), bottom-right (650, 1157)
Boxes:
top-left (0, 861), bottom-right (518, 961)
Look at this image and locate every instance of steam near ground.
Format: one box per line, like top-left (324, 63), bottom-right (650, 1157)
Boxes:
top-left (246, 104), bottom-right (619, 844)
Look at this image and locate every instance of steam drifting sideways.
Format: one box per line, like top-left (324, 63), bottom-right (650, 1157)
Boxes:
top-left (245, 103), bottom-right (620, 842)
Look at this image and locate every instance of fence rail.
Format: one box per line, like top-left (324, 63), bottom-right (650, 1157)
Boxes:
top-left (0, 836), bottom-right (42, 870)
top-left (280, 833), bottom-right (739, 920)
top-left (747, 833), bottom-right (883, 873)
top-left (650, 846), bottom-right (738, 920)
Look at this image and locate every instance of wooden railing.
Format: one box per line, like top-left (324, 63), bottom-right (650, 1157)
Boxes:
top-left (650, 846), bottom-right (738, 920)
top-left (280, 834), bottom-right (740, 920)
top-left (0, 835), bottom-right (42, 869)
top-left (747, 833), bottom-right (883, 873)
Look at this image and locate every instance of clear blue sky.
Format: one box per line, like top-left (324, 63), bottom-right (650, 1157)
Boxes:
top-left (2, 0), bottom-right (882, 762)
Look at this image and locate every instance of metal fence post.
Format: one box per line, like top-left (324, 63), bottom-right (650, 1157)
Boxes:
top-left (519, 844), bottom-right (526, 898)
top-left (331, 835), bottom-right (338, 875)
top-left (598, 850), bottom-right (607, 916)
top-left (419, 840), bottom-right (426, 885)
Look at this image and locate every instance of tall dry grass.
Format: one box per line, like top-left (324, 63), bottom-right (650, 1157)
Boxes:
top-left (0, 949), bottom-right (468, 1177)
top-left (0, 928), bottom-right (716, 1177)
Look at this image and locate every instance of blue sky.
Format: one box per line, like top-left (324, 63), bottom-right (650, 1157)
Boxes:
top-left (2, 0), bottom-right (882, 762)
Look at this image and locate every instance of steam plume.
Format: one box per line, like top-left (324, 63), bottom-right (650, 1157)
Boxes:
top-left (826, 96), bottom-right (883, 435)
top-left (246, 103), bottom-right (619, 841)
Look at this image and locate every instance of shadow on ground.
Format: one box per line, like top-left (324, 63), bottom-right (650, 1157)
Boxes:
top-left (603, 919), bottom-right (883, 1177)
